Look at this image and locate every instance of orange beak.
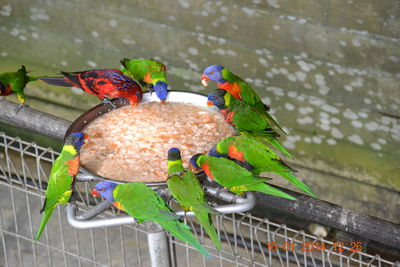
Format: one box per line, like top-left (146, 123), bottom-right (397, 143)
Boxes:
top-left (207, 101), bottom-right (214, 107)
top-left (161, 100), bottom-right (165, 104)
top-left (201, 74), bottom-right (210, 87)
top-left (91, 189), bottom-right (100, 197)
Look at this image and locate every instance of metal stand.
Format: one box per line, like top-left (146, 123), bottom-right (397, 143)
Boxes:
top-left (146, 222), bottom-right (171, 267)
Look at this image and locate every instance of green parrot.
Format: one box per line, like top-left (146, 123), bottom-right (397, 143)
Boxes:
top-left (208, 89), bottom-right (292, 158)
top-left (211, 135), bottom-right (317, 198)
top-left (0, 65), bottom-right (37, 109)
top-left (93, 181), bottom-right (211, 258)
top-left (166, 148), bottom-right (222, 250)
top-left (190, 154), bottom-right (296, 201)
top-left (120, 58), bottom-right (168, 103)
top-left (201, 64), bottom-right (284, 132)
top-left (36, 132), bottom-right (85, 240)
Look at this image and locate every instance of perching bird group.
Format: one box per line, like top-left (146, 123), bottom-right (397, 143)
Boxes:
top-left (3, 60), bottom-right (317, 257)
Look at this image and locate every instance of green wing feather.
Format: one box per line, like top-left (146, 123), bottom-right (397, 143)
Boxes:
top-left (243, 183), bottom-right (296, 200)
top-left (204, 156), bottom-right (267, 187)
top-left (115, 182), bottom-right (210, 258)
top-left (35, 148), bottom-right (76, 240)
top-left (232, 105), bottom-right (276, 135)
top-left (229, 135), bottom-right (315, 197)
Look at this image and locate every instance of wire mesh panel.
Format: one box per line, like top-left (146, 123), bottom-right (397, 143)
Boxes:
top-left (0, 132), bottom-right (398, 267)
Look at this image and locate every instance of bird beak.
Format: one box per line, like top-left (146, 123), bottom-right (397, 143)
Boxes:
top-left (201, 74), bottom-right (210, 87)
top-left (161, 100), bottom-right (165, 104)
top-left (91, 189), bottom-right (100, 197)
top-left (207, 101), bottom-right (214, 107)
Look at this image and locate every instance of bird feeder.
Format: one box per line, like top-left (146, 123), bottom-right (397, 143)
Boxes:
top-left (65, 91), bottom-right (256, 229)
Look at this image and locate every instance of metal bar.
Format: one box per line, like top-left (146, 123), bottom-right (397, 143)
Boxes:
top-left (146, 222), bottom-right (171, 267)
top-left (2, 99), bottom-right (400, 251)
top-left (252, 191), bottom-right (400, 249)
top-left (0, 98), bottom-right (70, 140)
top-left (66, 190), bottom-right (256, 229)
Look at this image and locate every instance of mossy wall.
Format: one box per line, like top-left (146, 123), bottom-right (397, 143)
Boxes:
top-left (1, 0), bottom-right (399, 223)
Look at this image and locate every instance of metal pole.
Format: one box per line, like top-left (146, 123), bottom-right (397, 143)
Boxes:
top-left (146, 222), bottom-right (171, 267)
top-left (0, 98), bottom-right (70, 140)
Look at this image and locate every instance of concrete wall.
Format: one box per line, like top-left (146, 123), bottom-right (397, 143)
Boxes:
top-left (1, 0), bottom-right (399, 223)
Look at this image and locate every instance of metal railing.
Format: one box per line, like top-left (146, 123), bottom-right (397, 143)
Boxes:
top-left (0, 98), bottom-right (399, 266)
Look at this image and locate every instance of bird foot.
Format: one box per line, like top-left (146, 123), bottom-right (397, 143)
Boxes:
top-left (147, 84), bottom-right (154, 94)
top-left (103, 98), bottom-right (117, 109)
top-left (15, 103), bottom-right (27, 114)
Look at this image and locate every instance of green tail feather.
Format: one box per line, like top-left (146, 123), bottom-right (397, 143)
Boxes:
top-left (159, 220), bottom-right (211, 258)
top-left (279, 172), bottom-right (317, 198)
top-left (244, 183), bottom-right (296, 201)
top-left (262, 136), bottom-right (293, 159)
top-left (193, 209), bottom-right (221, 250)
top-left (35, 208), bottom-right (55, 240)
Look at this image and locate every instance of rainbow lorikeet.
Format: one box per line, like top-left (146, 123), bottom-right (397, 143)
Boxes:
top-left (120, 58), bottom-right (168, 103)
top-left (190, 154), bottom-right (296, 200)
top-left (167, 148), bottom-right (221, 250)
top-left (201, 65), bottom-right (284, 132)
top-left (207, 89), bottom-right (292, 158)
top-left (39, 69), bottom-right (143, 106)
top-left (0, 65), bottom-right (37, 110)
top-left (212, 135), bottom-right (316, 198)
top-left (36, 132), bottom-right (85, 240)
top-left (92, 181), bottom-right (211, 258)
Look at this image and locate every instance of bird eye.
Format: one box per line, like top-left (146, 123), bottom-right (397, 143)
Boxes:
top-left (101, 188), bottom-right (106, 192)
top-left (209, 71), bottom-right (214, 75)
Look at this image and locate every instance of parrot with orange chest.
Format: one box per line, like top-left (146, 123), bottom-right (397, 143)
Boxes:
top-left (92, 181), bottom-right (211, 258)
top-left (120, 58), bottom-right (168, 103)
top-left (201, 65), bottom-right (284, 133)
top-left (211, 135), bottom-right (317, 198)
top-left (190, 153), bottom-right (296, 200)
top-left (35, 132), bottom-right (85, 240)
top-left (207, 89), bottom-right (292, 158)
top-left (39, 69), bottom-right (143, 107)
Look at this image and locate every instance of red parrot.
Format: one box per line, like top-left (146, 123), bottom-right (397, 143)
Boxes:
top-left (40, 69), bottom-right (143, 106)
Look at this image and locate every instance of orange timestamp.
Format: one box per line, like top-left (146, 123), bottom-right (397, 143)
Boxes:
top-left (266, 241), bottom-right (363, 252)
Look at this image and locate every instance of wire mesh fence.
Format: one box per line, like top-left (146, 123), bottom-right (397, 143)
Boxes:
top-left (0, 132), bottom-right (398, 267)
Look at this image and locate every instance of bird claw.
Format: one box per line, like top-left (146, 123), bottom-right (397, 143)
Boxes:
top-left (147, 84), bottom-right (154, 94)
top-left (15, 103), bottom-right (27, 114)
top-left (103, 98), bottom-right (117, 109)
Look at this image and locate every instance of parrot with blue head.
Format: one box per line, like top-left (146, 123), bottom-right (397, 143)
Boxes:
top-left (207, 89), bottom-right (292, 158)
top-left (36, 132), bottom-right (85, 240)
top-left (214, 135), bottom-right (316, 198)
top-left (92, 181), bottom-right (211, 258)
top-left (167, 148), bottom-right (221, 250)
top-left (120, 58), bottom-right (168, 103)
top-left (202, 65), bottom-right (284, 133)
top-left (190, 154), bottom-right (296, 200)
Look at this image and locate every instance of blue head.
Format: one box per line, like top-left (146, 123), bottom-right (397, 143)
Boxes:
top-left (207, 89), bottom-right (227, 109)
top-left (189, 154), bottom-right (203, 170)
top-left (154, 81), bottom-right (168, 104)
top-left (201, 65), bottom-right (226, 85)
top-left (65, 132), bottom-right (85, 151)
top-left (168, 147), bottom-right (181, 161)
top-left (208, 145), bottom-right (227, 158)
top-left (93, 181), bottom-right (118, 202)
